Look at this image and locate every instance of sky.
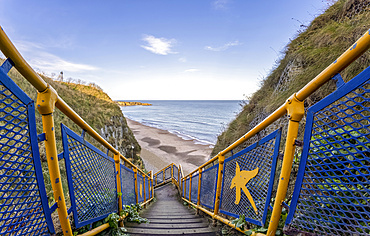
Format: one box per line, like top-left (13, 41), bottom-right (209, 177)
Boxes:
top-left (0, 0), bottom-right (331, 100)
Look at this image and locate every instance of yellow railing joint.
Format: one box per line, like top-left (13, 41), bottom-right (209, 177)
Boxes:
top-left (36, 85), bottom-right (58, 115)
top-left (285, 93), bottom-right (304, 122)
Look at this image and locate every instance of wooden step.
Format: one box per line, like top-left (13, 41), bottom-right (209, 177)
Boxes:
top-left (125, 227), bottom-right (215, 235)
top-left (125, 222), bottom-right (209, 229)
top-left (125, 183), bottom-right (216, 236)
top-left (147, 218), bottom-right (205, 224)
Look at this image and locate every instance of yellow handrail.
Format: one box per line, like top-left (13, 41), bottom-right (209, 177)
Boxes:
top-left (0, 27), bottom-right (151, 178)
top-left (0, 26), bottom-right (153, 236)
top-left (181, 29), bottom-right (370, 235)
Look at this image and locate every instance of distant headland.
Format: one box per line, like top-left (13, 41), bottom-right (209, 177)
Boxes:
top-left (116, 101), bottom-right (152, 106)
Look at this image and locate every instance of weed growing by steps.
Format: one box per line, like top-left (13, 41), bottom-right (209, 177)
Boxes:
top-left (105, 213), bottom-right (128, 236)
top-left (231, 198), bottom-right (289, 236)
top-left (122, 204), bottom-right (149, 224)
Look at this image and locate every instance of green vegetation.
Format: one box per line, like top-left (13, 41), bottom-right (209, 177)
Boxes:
top-left (232, 198), bottom-right (289, 235)
top-left (213, 0), bottom-right (370, 157)
top-left (122, 203), bottom-right (149, 224)
top-left (0, 58), bottom-right (145, 234)
top-left (213, 0), bottom-right (370, 234)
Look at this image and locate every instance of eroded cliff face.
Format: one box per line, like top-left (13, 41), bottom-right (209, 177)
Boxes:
top-left (212, 0), bottom-right (370, 201)
top-left (213, 0), bottom-right (370, 157)
top-left (100, 115), bottom-right (142, 167)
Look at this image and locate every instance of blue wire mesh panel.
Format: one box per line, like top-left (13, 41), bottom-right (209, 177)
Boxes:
top-left (0, 62), bottom-right (54, 235)
top-left (173, 165), bottom-right (179, 182)
top-left (137, 173), bottom-right (144, 203)
top-left (185, 177), bottom-right (190, 201)
top-left (191, 174), bottom-right (199, 204)
top-left (145, 176), bottom-right (149, 200)
top-left (165, 166), bottom-right (171, 180)
top-left (286, 68), bottom-right (370, 236)
top-left (61, 124), bottom-right (117, 228)
top-left (200, 164), bottom-right (218, 209)
top-left (149, 178), bottom-right (152, 199)
top-left (120, 164), bottom-right (136, 206)
top-left (220, 129), bottom-right (281, 226)
top-left (182, 179), bottom-right (185, 197)
top-left (156, 171), bottom-right (163, 185)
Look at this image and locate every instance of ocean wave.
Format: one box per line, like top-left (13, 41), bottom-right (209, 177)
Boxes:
top-left (121, 100), bottom-right (240, 149)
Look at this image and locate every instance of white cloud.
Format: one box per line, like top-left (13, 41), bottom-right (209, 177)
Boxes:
top-left (205, 40), bottom-right (241, 51)
top-left (141, 35), bottom-right (177, 55)
top-left (14, 40), bottom-right (98, 74)
top-left (213, 0), bottom-right (230, 10)
top-left (179, 57), bottom-right (187, 63)
top-left (183, 68), bottom-right (200, 73)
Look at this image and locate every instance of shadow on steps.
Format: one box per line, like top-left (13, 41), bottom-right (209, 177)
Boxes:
top-left (125, 183), bottom-right (218, 236)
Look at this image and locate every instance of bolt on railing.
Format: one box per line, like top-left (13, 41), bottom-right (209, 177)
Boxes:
top-left (179, 29), bottom-right (370, 236)
top-left (0, 27), bottom-right (154, 236)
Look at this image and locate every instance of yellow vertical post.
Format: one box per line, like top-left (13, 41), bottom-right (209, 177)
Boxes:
top-left (151, 172), bottom-right (154, 199)
top-left (163, 169), bottom-right (165, 183)
top-left (134, 167), bottom-right (138, 204)
top-left (36, 86), bottom-right (72, 236)
top-left (189, 174), bottom-right (192, 202)
top-left (178, 165), bottom-right (180, 185)
top-left (213, 154), bottom-right (225, 217)
top-left (144, 174), bottom-right (146, 201)
top-left (171, 164), bottom-right (174, 183)
top-left (114, 154), bottom-right (123, 226)
top-left (197, 168), bottom-right (202, 215)
top-left (267, 94), bottom-right (304, 236)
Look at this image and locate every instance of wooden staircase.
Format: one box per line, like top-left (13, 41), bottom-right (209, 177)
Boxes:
top-left (125, 183), bottom-right (217, 235)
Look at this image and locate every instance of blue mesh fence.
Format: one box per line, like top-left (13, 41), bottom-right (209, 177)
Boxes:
top-left (173, 165), bottom-right (179, 182)
top-left (0, 62), bottom-right (55, 235)
top-left (137, 173), bottom-right (144, 203)
top-left (185, 178), bottom-right (190, 200)
top-left (149, 178), bottom-right (152, 198)
top-left (191, 174), bottom-right (199, 204)
top-left (286, 69), bottom-right (370, 235)
top-left (61, 124), bottom-right (117, 228)
top-left (120, 164), bottom-right (136, 206)
top-left (156, 171), bottom-right (163, 185)
top-left (220, 129), bottom-right (281, 226)
top-left (182, 179), bottom-right (185, 197)
top-left (200, 164), bottom-right (218, 209)
top-left (165, 166), bottom-right (171, 180)
top-left (145, 177), bottom-right (149, 200)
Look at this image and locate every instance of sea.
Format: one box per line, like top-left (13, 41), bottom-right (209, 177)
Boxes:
top-left (119, 100), bottom-right (242, 147)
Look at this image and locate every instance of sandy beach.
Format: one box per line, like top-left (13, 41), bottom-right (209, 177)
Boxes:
top-left (127, 118), bottom-right (213, 175)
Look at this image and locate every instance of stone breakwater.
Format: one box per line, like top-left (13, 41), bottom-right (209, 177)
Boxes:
top-left (117, 101), bottom-right (152, 106)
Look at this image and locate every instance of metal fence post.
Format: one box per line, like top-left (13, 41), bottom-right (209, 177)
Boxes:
top-left (197, 168), bottom-right (202, 215)
top-left (114, 154), bottom-right (123, 226)
top-left (189, 174), bottom-right (193, 202)
top-left (213, 154), bottom-right (225, 220)
top-left (143, 175), bottom-right (146, 202)
top-left (36, 86), bottom-right (72, 236)
top-left (267, 94), bottom-right (304, 235)
top-left (134, 167), bottom-right (138, 204)
top-left (178, 165), bottom-right (180, 185)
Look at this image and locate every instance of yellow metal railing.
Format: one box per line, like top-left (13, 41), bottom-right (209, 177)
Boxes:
top-left (153, 163), bottom-right (183, 190)
top-left (179, 29), bottom-right (370, 236)
top-left (0, 27), bottom-right (154, 236)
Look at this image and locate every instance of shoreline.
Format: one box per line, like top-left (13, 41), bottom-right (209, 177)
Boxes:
top-left (126, 118), bottom-right (213, 175)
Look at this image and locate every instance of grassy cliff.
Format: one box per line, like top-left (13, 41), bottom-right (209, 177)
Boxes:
top-left (213, 0), bottom-right (370, 157)
top-left (1, 58), bottom-right (144, 212)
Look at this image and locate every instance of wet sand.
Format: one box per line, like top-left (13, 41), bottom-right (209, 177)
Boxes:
top-left (127, 119), bottom-right (213, 175)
